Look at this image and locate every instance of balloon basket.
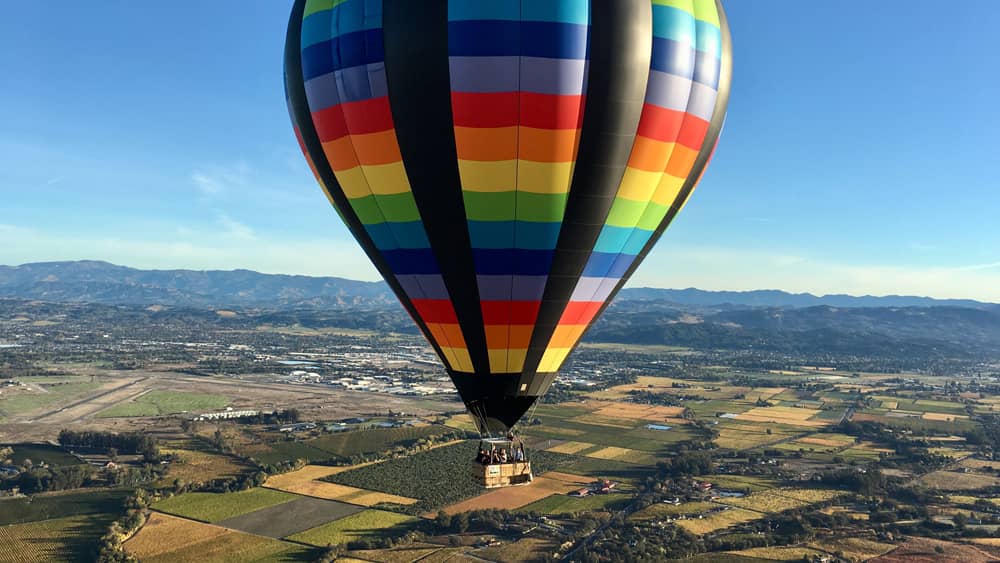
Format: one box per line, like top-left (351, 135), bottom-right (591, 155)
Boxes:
top-left (473, 438), bottom-right (533, 488)
top-left (473, 461), bottom-right (533, 489)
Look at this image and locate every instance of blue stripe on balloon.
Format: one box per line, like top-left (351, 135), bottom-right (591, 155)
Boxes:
top-left (382, 248), bottom-right (441, 275)
top-left (301, 30), bottom-right (384, 80)
top-left (448, 21), bottom-right (588, 59)
top-left (473, 249), bottom-right (555, 276)
top-left (582, 252), bottom-right (634, 278)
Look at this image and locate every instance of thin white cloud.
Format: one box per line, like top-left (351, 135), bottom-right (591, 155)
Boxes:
top-left (217, 214), bottom-right (255, 241)
top-left (191, 161), bottom-right (251, 197)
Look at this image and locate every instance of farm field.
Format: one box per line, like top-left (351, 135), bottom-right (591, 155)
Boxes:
top-left (350, 544), bottom-right (453, 563)
top-left (287, 509), bottom-right (418, 547)
top-left (157, 444), bottom-right (252, 485)
top-left (728, 546), bottom-right (828, 561)
top-left (264, 464), bottom-right (418, 506)
top-left (713, 421), bottom-right (806, 450)
top-left (675, 507), bottom-right (762, 534)
top-left (325, 441), bottom-right (577, 513)
top-left (0, 514), bottom-right (116, 563)
top-left (524, 412), bottom-right (698, 451)
top-left (0, 489), bottom-right (131, 525)
top-left (546, 440), bottom-right (594, 455)
top-left (246, 425), bottom-right (454, 464)
top-left (518, 492), bottom-right (630, 514)
top-left (124, 512), bottom-right (314, 563)
top-left (870, 536), bottom-right (996, 562)
top-left (718, 488), bottom-right (842, 512)
top-left (436, 471), bottom-right (592, 515)
top-left (306, 424), bottom-right (453, 456)
top-left (736, 406), bottom-right (827, 427)
top-left (216, 496), bottom-right (363, 538)
top-left (96, 390), bottom-right (229, 417)
top-left (699, 474), bottom-right (778, 492)
top-left (441, 413), bottom-right (478, 432)
top-left (630, 501), bottom-right (717, 521)
top-left (152, 487), bottom-right (299, 523)
top-left (474, 538), bottom-right (560, 563)
top-left (918, 470), bottom-right (1000, 491)
top-left (4, 443), bottom-right (81, 466)
top-left (808, 537), bottom-right (897, 561)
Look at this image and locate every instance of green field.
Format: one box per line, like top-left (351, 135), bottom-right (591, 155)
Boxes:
top-left (855, 412), bottom-right (976, 432)
top-left (518, 493), bottom-right (630, 515)
top-left (307, 425), bottom-right (453, 456)
top-left (4, 443), bottom-right (81, 467)
top-left (631, 501), bottom-right (718, 522)
top-left (0, 381), bottom-right (101, 415)
top-left (287, 509), bottom-right (417, 547)
top-left (872, 396), bottom-right (968, 415)
top-left (248, 425), bottom-right (457, 465)
top-left (96, 390), bottom-right (229, 417)
top-left (524, 414), bottom-right (698, 452)
top-left (0, 489), bottom-right (131, 525)
top-left (152, 488), bottom-right (299, 523)
top-left (559, 456), bottom-right (654, 484)
top-left (247, 441), bottom-right (335, 465)
top-left (0, 513), bottom-right (117, 563)
top-left (699, 474), bottom-right (777, 492)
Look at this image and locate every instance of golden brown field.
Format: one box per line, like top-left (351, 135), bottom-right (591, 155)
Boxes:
top-left (675, 507), bottom-right (761, 534)
top-left (436, 472), bottom-right (591, 515)
top-left (124, 513), bottom-right (228, 559)
top-left (546, 441), bottom-right (594, 455)
top-left (737, 406), bottom-right (826, 427)
top-left (159, 448), bottom-right (251, 484)
top-left (871, 536), bottom-right (995, 563)
top-left (590, 402), bottom-right (686, 421)
top-left (586, 446), bottom-right (633, 460)
top-left (918, 470), bottom-right (1000, 491)
top-left (798, 434), bottom-right (855, 448)
top-left (264, 463), bottom-right (417, 506)
top-left (808, 537), bottom-right (897, 560)
top-left (729, 546), bottom-right (827, 561)
top-left (922, 412), bottom-right (968, 421)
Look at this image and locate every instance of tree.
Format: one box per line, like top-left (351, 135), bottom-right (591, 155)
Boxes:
top-left (452, 512), bottom-right (470, 534)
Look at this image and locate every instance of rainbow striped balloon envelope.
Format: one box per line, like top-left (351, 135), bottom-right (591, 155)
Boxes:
top-left (284, 0), bottom-right (732, 434)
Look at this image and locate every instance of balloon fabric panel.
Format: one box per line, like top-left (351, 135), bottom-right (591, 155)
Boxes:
top-left (449, 0), bottom-right (590, 374)
top-left (538, 0), bottom-right (723, 372)
top-left (299, 0), bottom-right (473, 372)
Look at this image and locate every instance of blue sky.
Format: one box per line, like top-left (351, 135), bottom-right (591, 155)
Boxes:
top-left (2, 1), bottom-right (999, 300)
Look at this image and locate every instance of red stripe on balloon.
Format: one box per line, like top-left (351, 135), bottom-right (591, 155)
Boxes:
top-left (480, 301), bottom-right (541, 325)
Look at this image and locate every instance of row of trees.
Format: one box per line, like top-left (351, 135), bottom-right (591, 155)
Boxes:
top-left (58, 430), bottom-right (158, 460)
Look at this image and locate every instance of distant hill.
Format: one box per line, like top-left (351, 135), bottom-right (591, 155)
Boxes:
top-left (0, 260), bottom-right (393, 308)
top-left (0, 260), bottom-right (993, 310)
top-left (622, 287), bottom-right (992, 310)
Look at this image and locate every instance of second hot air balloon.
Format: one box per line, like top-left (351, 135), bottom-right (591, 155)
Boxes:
top-left (284, 0), bottom-right (732, 436)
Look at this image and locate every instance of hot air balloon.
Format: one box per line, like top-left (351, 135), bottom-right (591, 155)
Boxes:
top-left (284, 0), bottom-right (732, 440)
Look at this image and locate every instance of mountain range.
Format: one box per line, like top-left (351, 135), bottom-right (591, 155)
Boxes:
top-left (1, 261), bottom-right (994, 310)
